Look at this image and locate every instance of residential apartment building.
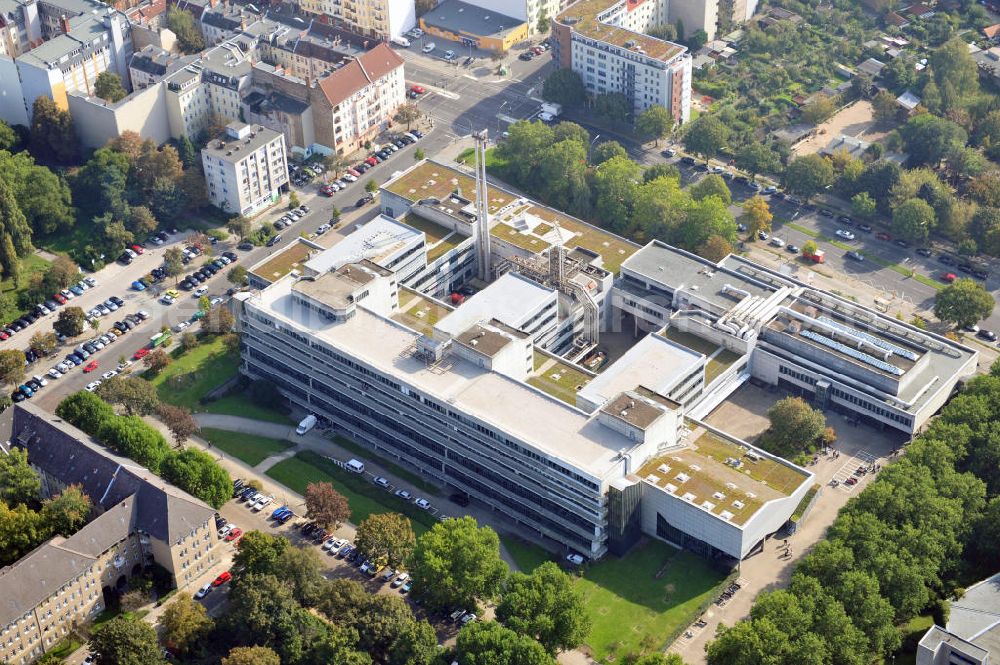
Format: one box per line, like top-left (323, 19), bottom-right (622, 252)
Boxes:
top-left (296, 0), bottom-right (415, 39)
top-left (202, 121), bottom-right (289, 215)
top-left (0, 403), bottom-right (220, 665)
top-left (312, 42), bottom-right (404, 154)
top-left (0, 0), bottom-right (132, 126)
top-left (552, 0), bottom-right (692, 122)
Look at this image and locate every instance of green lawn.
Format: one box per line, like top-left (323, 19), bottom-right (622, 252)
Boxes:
top-left (890, 614), bottom-right (934, 665)
top-left (328, 434), bottom-right (440, 496)
top-left (266, 451), bottom-right (438, 536)
top-left (48, 637), bottom-right (82, 659)
top-left (574, 540), bottom-right (729, 663)
top-left (203, 392), bottom-right (292, 424)
top-left (148, 337), bottom-right (239, 409)
top-left (199, 427), bottom-right (293, 466)
top-left (502, 537), bottom-right (551, 573)
top-left (0, 253), bottom-right (50, 323)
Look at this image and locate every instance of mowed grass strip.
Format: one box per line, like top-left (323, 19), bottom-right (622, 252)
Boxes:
top-left (574, 540), bottom-right (728, 662)
top-left (202, 392), bottom-right (292, 424)
top-left (266, 451), bottom-right (438, 536)
top-left (149, 337), bottom-right (239, 409)
top-left (199, 427), bottom-right (293, 466)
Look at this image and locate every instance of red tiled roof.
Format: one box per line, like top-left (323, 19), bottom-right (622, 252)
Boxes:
top-left (885, 11), bottom-right (909, 26)
top-left (903, 3), bottom-right (933, 16)
top-left (318, 42), bottom-right (403, 108)
top-left (984, 23), bottom-right (1000, 38)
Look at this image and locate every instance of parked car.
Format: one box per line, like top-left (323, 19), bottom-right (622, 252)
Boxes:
top-left (212, 572), bottom-right (232, 586)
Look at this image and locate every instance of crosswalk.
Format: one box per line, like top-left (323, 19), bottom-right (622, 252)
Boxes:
top-left (831, 450), bottom-right (877, 492)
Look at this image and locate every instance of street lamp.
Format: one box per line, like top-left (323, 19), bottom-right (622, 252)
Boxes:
top-left (588, 134), bottom-right (602, 164)
top-left (497, 100), bottom-right (509, 133)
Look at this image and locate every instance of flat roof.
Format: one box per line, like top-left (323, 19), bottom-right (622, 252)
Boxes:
top-left (636, 423), bottom-right (811, 526)
top-left (304, 215), bottom-right (422, 275)
top-left (383, 161), bottom-right (640, 273)
top-left (577, 334), bottom-right (704, 410)
top-left (250, 240), bottom-right (315, 283)
top-left (435, 272), bottom-right (555, 339)
top-left (456, 321), bottom-right (522, 358)
top-left (528, 350), bottom-right (595, 404)
top-left (601, 391), bottom-right (668, 429)
top-left (556, 0), bottom-right (686, 63)
top-left (421, 0), bottom-right (525, 38)
top-left (202, 123), bottom-right (282, 161)
top-left (292, 265), bottom-right (376, 309)
top-left (250, 279), bottom-right (645, 479)
top-left (393, 289), bottom-right (453, 337)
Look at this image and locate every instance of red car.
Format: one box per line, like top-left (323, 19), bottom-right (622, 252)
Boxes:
top-left (224, 528), bottom-right (243, 542)
top-left (133, 348), bottom-right (150, 360)
top-left (410, 84), bottom-right (425, 94)
top-left (131, 244), bottom-right (144, 255)
top-left (53, 293), bottom-right (67, 304)
top-left (212, 571), bottom-right (232, 586)
top-left (319, 185), bottom-right (335, 197)
top-left (876, 232), bottom-right (892, 241)
top-left (941, 272), bottom-right (957, 283)
top-left (0, 331), bottom-right (8, 340)
top-left (83, 361), bottom-right (98, 373)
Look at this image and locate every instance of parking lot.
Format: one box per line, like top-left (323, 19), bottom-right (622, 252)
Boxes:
top-left (830, 450), bottom-right (878, 493)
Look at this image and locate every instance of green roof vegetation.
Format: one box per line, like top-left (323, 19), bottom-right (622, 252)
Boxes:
top-left (662, 327), bottom-right (719, 357)
top-left (524, 206), bottom-right (637, 274)
top-left (250, 241), bottom-right (313, 282)
top-left (527, 357), bottom-right (592, 405)
top-left (692, 429), bottom-right (809, 496)
top-left (426, 232), bottom-right (464, 262)
top-left (491, 222), bottom-right (552, 253)
top-left (384, 161), bottom-right (512, 213)
top-left (706, 349), bottom-right (741, 383)
top-left (392, 290), bottom-right (451, 336)
top-left (400, 213), bottom-right (452, 245)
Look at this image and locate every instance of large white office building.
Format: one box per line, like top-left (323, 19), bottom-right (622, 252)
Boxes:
top-left (234, 159), bottom-right (975, 562)
top-left (201, 121), bottom-right (289, 216)
top-left (552, 0), bottom-right (693, 122)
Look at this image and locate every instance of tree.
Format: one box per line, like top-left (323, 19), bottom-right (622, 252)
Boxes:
top-left (760, 396), bottom-right (827, 457)
top-left (542, 69), bottom-right (586, 108)
top-left (160, 447), bottom-right (232, 508)
top-left (690, 174), bottom-right (732, 205)
top-left (144, 348), bottom-right (171, 372)
top-left (699, 234), bottom-right (733, 261)
top-left (126, 205), bottom-right (157, 237)
top-left (744, 195), bottom-right (773, 238)
top-left (900, 114), bottom-right (968, 167)
top-left (40, 485), bottom-right (90, 535)
top-left (228, 265), bottom-right (248, 286)
top-left (232, 531), bottom-right (290, 578)
top-left (95, 376), bottom-right (160, 415)
top-left (163, 247), bottom-right (184, 283)
top-left (167, 7), bottom-right (205, 53)
top-left (592, 156), bottom-right (642, 234)
top-left (497, 562), bottom-right (590, 654)
top-left (355, 512), bottom-right (416, 568)
top-left (456, 621), bottom-right (554, 665)
top-left (803, 240), bottom-right (819, 257)
top-left (593, 93), bottom-right (631, 124)
top-left (0, 178), bottom-right (33, 279)
top-left (304, 482), bottom-right (351, 529)
top-left (30, 96), bottom-right (77, 164)
top-left (97, 415), bottom-right (171, 473)
top-left (288, 191), bottom-right (300, 210)
top-left (735, 143), bottom-right (780, 181)
top-left (802, 96), bottom-right (838, 125)
top-left (88, 614), bottom-right (165, 665)
top-left (94, 72), bottom-right (127, 103)
top-left (683, 115), bottom-right (730, 161)
top-left (43, 255), bottom-right (79, 291)
top-left (0, 150), bottom-right (75, 236)
top-left (536, 6), bottom-right (549, 32)
top-left (56, 390), bottom-right (116, 436)
top-left (934, 278), bottom-right (995, 328)
top-left (389, 620), bottom-right (439, 665)
top-left (636, 105), bottom-right (673, 145)
top-left (872, 90), bottom-right (898, 122)
top-left (158, 592), bottom-right (213, 654)
top-left (929, 37), bottom-right (979, 111)
top-left (414, 148), bottom-right (425, 160)
top-left (0, 501), bottom-right (45, 564)
top-left (227, 215), bottom-right (253, 240)
top-left (644, 163), bottom-right (681, 183)
top-left (203, 305), bottom-right (234, 334)
top-left (410, 516), bottom-right (508, 611)
top-left (395, 104), bottom-right (421, 130)
top-left (0, 447), bottom-right (40, 506)
top-left (0, 348), bottom-right (26, 386)
top-left (892, 198), bottom-right (935, 243)
top-left (222, 646), bottom-right (281, 665)
top-left (851, 192), bottom-right (876, 218)
top-left (29, 330), bottom-right (58, 355)
top-left (591, 140), bottom-right (627, 165)
top-left (274, 545), bottom-right (327, 607)
top-left (784, 154), bottom-right (834, 200)
top-left (365, 179), bottom-right (378, 194)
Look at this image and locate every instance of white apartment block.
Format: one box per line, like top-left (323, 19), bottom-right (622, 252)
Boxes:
top-left (553, 0), bottom-right (692, 123)
top-left (202, 121), bottom-right (289, 216)
top-left (0, 0), bottom-right (131, 126)
top-left (296, 0), bottom-right (415, 39)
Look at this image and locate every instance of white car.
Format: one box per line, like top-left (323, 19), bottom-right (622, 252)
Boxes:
top-left (565, 552), bottom-right (586, 566)
top-left (322, 538), bottom-right (338, 551)
top-left (835, 229), bottom-right (856, 240)
top-left (101, 370), bottom-right (118, 380)
top-left (210, 296), bottom-right (223, 306)
top-left (538, 111), bottom-right (555, 123)
top-left (373, 476), bottom-right (390, 489)
top-left (97, 304), bottom-right (111, 315)
top-left (414, 498), bottom-right (431, 510)
top-left (84, 277), bottom-right (97, 287)
top-left (85, 381), bottom-right (101, 392)
top-left (174, 321), bottom-right (191, 332)
top-left (252, 495), bottom-right (273, 511)
top-left (422, 42), bottom-right (436, 53)
top-left (327, 538), bottom-right (347, 555)
top-left (218, 524), bottom-right (233, 538)
top-left (48, 368), bottom-right (63, 379)
top-left (194, 583), bottom-right (212, 600)
top-left (391, 572), bottom-right (409, 588)
top-left (194, 286), bottom-right (209, 297)
top-left (31, 374), bottom-right (48, 387)
top-left (395, 489), bottom-right (412, 501)
top-left (117, 361), bottom-right (132, 372)
top-left (161, 295), bottom-right (175, 305)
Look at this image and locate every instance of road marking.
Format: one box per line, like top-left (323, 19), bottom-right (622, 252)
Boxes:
top-left (462, 74), bottom-right (477, 81)
top-left (426, 86), bottom-right (460, 100)
top-left (831, 450), bottom-right (876, 492)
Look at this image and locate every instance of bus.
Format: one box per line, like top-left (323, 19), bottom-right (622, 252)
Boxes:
top-left (150, 332), bottom-right (172, 348)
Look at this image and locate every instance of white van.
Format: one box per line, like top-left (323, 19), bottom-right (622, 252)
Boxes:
top-left (296, 414), bottom-right (317, 435)
top-left (391, 36), bottom-right (410, 47)
top-left (346, 459), bottom-right (365, 474)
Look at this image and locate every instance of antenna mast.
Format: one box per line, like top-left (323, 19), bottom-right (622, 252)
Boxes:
top-left (473, 129), bottom-right (491, 281)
